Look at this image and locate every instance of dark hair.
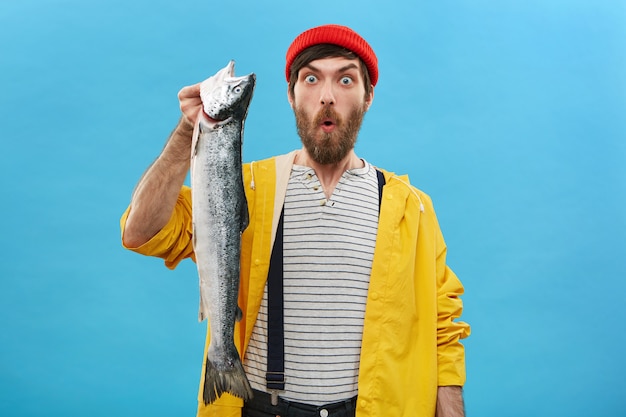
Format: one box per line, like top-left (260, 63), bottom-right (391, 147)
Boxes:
top-left (288, 44), bottom-right (373, 100)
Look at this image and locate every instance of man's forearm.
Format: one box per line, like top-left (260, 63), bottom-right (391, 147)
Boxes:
top-left (436, 386), bottom-right (464, 417)
top-left (123, 118), bottom-right (193, 247)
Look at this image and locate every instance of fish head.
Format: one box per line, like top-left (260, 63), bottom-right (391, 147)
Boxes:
top-left (200, 61), bottom-right (256, 125)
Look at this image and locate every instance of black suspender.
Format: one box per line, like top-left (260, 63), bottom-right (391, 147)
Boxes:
top-left (376, 169), bottom-right (385, 212)
top-left (265, 208), bottom-right (285, 405)
top-left (264, 170), bottom-right (386, 405)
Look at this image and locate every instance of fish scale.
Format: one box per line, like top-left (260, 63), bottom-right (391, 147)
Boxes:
top-left (190, 61), bottom-right (255, 405)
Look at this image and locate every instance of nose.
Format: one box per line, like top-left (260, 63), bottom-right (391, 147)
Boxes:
top-left (320, 81), bottom-right (335, 106)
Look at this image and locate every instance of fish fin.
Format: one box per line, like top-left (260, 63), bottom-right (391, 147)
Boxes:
top-left (193, 222), bottom-right (207, 323)
top-left (198, 291), bottom-right (207, 322)
top-left (198, 286), bottom-right (207, 322)
top-left (236, 306), bottom-right (243, 322)
top-left (203, 351), bottom-right (253, 405)
top-left (190, 110), bottom-right (202, 181)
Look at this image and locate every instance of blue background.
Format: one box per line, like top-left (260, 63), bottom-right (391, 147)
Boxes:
top-left (1, 0), bottom-right (624, 416)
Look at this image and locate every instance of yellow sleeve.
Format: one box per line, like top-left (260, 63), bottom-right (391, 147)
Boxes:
top-left (120, 186), bottom-right (196, 269)
top-left (412, 189), bottom-right (471, 387)
top-left (435, 227), bottom-right (471, 386)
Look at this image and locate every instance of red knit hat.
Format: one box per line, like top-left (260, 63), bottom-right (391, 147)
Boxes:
top-left (285, 24), bottom-right (378, 87)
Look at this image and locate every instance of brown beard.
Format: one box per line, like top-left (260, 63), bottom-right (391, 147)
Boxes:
top-left (294, 103), bottom-right (367, 165)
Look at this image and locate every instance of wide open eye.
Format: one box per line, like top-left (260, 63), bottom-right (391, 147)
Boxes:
top-left (340, 76), bottom-right (353, 86)
top-left (233, 86), bottom-right (242, 94)
top-left (304, 74), bottom-right (317, 84)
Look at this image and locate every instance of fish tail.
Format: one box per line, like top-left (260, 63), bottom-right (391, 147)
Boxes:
top-left (203, 353), bottom-right (254, 405)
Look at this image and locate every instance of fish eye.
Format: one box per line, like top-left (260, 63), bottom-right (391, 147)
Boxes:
top-left (233, 86), bottom-right (242, 94)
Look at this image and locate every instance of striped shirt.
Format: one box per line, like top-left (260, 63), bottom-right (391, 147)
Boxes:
top-left (243, 161), bottom-right (380, 405)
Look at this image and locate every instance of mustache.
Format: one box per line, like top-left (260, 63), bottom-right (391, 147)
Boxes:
top-left (314, 105), bottom-right (342, 126)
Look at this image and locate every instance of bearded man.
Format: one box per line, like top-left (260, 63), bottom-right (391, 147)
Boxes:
top-left (121, 24), bottom-right (470, 417)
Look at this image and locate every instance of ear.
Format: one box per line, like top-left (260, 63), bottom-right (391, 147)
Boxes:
top-left (365, 86), bottom-right (374, 110)
top-left (287, 84), bottom-right (294, 109)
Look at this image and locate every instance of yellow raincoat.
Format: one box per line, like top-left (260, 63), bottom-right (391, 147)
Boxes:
top-left (120, 151), bottom-right (470, 417)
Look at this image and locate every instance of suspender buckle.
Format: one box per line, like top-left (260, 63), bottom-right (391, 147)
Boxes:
top-left (265, 372), bottom-right (285, 387)
top-left (270, 390), bottom-right (279, 406)
top-left (265, 372), bottom-right (285, 406)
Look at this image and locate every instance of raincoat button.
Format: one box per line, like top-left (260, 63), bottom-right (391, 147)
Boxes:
top-left (254, 259), bottom-right (260, 265)
top-left (370, 292), bottom-right (379, 300)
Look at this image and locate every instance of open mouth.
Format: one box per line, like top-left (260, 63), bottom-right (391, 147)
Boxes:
top-left (203, 112), bottom-right (223, 123)
top-left (320, 118), bottom-right (336, 132)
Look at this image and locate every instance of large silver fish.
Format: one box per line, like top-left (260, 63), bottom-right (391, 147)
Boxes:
top-left (190, 61), bottom-right (255, 405)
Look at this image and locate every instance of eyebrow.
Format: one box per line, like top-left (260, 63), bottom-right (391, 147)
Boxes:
top-left (303, 62), bottom-right (360, 75)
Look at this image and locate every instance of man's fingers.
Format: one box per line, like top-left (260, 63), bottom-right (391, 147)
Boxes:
top-left (178, 82), bottom-right (201, 101)
top-left (178, 82), bottom-right (203, 128)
